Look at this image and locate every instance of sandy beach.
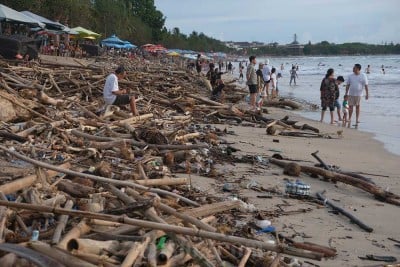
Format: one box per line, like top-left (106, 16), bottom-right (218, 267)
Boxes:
top-left (186, 90), bottom-right (400, 266)
top-left (0, 54), bottom-right (398, 266)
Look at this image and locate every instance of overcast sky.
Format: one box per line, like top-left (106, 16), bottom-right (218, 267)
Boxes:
top-left (154, 0), bottom-right (400, 44)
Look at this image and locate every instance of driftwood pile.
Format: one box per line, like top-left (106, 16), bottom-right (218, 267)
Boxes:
top-left (0, 56), bottom-right (364, 266)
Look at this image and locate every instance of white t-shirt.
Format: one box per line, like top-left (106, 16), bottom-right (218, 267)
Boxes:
top-left (262, 65), bottom-right (271, 81)
top-left (103, 73), bottom-right (119, 104)
top-left (270, 73), bottom-right (277, 88)
top-left (346, 73), bottom-right (368, 96)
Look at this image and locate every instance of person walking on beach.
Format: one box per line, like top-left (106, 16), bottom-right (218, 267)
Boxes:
top-left (195, 54), bottom-right (202, 75)
top-left (239, 66), bottom-right (244, 81)
top-left (228, 62), bottom-right (233, 74)
top-left (261, 59), bottom-right (271, 99)
top-left (334, 76), bottom-right (345, 121)
top-left (256, 62), bottom-right (264, 92)
top-left (246, 55), bottom-right (258, 110)
top-left (289, 66), bottom-right (298, 86)
top-left (319, 68), bottom-right (339, 124)
top-left (103, 65), bottom-right (138, 116)
top-left (346, 63), bottom-right (369, 126)
top-left (270, 67), bottom-right (277, 98)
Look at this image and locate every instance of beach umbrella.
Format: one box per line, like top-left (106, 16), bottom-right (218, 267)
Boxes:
top-left (0, 4), bottom-right (45, 28)
top-left (70, 26), bottom-right (101, 39)
top-left (182, 54), bottom-right (197, 60)
top-left (167, 51), bottom-right (180, 57)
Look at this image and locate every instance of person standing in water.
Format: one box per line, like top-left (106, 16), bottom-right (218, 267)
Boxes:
top-left (365, 65), bottom-right (371, 74)
top-left (289, 66), bottom-right (298, 86)
top-left (346, 63), bottom-right (369, 126)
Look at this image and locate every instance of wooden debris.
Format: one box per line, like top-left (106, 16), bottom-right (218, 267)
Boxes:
top-left (0, 56), bottom-right (391, 266)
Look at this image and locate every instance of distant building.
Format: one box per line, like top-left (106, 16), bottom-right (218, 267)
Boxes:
top-left (285, 34), bottom-right (304, 55)
top-left (225, 41), bottom-right (266, 50)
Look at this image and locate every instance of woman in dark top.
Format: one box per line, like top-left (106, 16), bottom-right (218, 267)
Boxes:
top-left (320, 68), bottom-right (338, 124)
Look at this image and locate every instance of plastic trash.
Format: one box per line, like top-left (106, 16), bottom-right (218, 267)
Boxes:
top-left (255, 219), bottom-right (271, 228)
top-left (31, 230), bottom-right (39, 241)
top-left (256, 225), bottom-right (276, 234)
top-left (222, 183), bottom-right (234, 192)
top-left (285, 180), bottom-right (310, 196)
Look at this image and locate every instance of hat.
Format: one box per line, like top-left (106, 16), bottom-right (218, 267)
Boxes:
top-left (337, 76), bottom-right (344, 82)
top-left (265, 59), bottom-right (270, 65)
top-left (115, 65), bottom-right (126, 74)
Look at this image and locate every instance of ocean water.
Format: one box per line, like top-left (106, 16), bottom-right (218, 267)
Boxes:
top-left (232, 55), bottom-right (400, 156)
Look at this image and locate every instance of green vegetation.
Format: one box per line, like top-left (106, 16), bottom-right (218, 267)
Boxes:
top-left (247, 41), bottom-right (400, 56)
top-left (3, 1), bottom-right (399, 54)
top-left (2, 0), bottom-right (232, 52)
top-left (303, 41), bottom-right (400, 55)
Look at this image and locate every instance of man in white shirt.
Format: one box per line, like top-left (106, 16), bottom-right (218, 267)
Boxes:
top-left (345, 64), bottom-right (369, 126)
top-left (103, 66), bottom-right (138, 116)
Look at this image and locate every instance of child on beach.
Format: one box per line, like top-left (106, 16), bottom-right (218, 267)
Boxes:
top-left (276, 72), bottom-right (282, 96)
top-left (342, 95), bottom-right (349, 125)
top-left (270, 67), bottom-right (277, 98)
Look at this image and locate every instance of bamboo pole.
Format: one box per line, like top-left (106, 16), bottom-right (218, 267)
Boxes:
top-left (0, 200), bottom-right (323, 260)
top-left (135, 178), bottom-right (187, 186)
top-left (238, 247), bottom-right (252, 267)
top-left (71, 251), bottom-right (120, 267)
top-left (107, 185), bottom-right (216, 266)
top-left (52, 200), bottom-right (74, 244)
top-left (29, 241), bottom-right (97, 267)
top-left (157, 241), bottom-right (176, 264)
top-left (0, 162), bottom-right (70, 195)
top-left (67, 238), bottom-right (120, 255)
top-left (57, 220), bottom-right (91, 250)
top-left (0, 145), bottom-right (199, 207)
top-left (120, 237), bottom-right (150, 267)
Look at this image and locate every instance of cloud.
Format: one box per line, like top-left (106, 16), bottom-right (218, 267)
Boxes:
top-left (155, 0), bottom-right (400, 44)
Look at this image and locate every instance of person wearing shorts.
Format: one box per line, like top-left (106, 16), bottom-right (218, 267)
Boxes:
top-left (346, 64), bottom-right (369, 126)
top-left (103, 65), bottom-right (138, 116)
top-left (246, 55), bottom-right (258, 110)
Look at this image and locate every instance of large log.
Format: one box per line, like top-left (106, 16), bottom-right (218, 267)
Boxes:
top-left (269, 158), bottom-right (400, 206)
top-left (263, 99), bottom-right (302, 109)
top-left (57, 180), bottom-right (95, 198)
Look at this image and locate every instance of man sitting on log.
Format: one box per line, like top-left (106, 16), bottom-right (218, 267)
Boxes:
top-left (103, 66), bottom-right (139, 116)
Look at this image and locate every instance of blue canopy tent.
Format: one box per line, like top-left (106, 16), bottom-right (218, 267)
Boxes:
top-left (122, 41), bottom-right (136, 49)
top-left (101, 34), bottom-right (125, 47)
